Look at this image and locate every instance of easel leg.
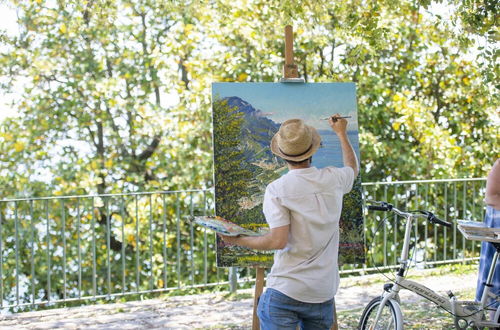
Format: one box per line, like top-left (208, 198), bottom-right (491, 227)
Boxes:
top-left (252, 267), bottom-right (265, 330)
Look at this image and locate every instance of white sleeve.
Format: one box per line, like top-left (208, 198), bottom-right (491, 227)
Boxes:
top-left (338, 166), bottom-right (355, 194)
top-left (325, 166), bottom-right (355, 194)
top-left (263, 185), bottom-right (290, 229)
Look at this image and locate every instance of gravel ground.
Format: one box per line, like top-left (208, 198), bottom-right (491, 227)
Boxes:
top-left (0, 267), bottom-right (478, 329)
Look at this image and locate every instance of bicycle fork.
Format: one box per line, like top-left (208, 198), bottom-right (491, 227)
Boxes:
top-left (370, 215), bottom-right (415, 329)
top-left (369, 287), bottom-right (403, 329)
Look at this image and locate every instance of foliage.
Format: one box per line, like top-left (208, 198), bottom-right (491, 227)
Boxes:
top-left (0, 0), bottom-right (496, 196)
top-left (0, 191), bottom-right (222, 311)
top-left (0, 0), bottom-right (497, 307)
top-left (0, 2), bottom-right (215, 307)
top-left (0, 0), bottom-right (213, 198)
top-left (339, 175), bottom-right (365, 264)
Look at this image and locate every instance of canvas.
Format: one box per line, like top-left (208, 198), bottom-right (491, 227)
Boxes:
top-left (212, 82), bottom-right (364, 267)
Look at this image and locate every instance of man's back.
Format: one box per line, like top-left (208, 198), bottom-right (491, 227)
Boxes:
top-left (264, 166), bottom-right (354, 303)
top-left (219, 116), bottom-right (358, 329)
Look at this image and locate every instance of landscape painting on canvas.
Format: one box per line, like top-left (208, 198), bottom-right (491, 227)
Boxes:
top-left (212, 83), bottom-right (364, 267)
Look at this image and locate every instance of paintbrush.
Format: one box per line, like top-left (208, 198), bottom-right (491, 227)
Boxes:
top-left (322, 116), bottom-right (352, 120)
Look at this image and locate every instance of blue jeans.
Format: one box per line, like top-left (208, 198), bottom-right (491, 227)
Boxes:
top-left (257, 288), bottom-right (334, 330)
top-left (476, 206), bottom-right (500, 308)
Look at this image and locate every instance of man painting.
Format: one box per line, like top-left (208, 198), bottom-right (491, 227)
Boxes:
top-left (220, 114), bottom-right (358, 329)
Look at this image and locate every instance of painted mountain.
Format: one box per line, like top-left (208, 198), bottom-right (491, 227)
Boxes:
top-left (224, 96), bottom-right (281, 163)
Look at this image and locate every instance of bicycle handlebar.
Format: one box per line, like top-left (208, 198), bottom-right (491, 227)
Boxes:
top-left (367, 201), bottom-right (393, 212)
top-left (367, 205), bottom-right (390, 211)
top-left (367, 201), bottom-right (452, 228)
top-left (424, 211), bottom-right (452, 228)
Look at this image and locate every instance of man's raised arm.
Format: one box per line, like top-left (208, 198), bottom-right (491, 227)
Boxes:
top-left (328, 114), bottom-right (359, 177)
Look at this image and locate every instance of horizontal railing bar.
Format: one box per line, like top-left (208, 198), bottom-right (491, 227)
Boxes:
top-left (0, 188), bottom-right (211, 203)
top-left (0, 279), bottom-right (252, 309)
top-left (0, 178), bottom-right (487, 202)
top-left (339, 257), bottom-right (479, 275)
top-left (362, 178), bottom-right (486, 186)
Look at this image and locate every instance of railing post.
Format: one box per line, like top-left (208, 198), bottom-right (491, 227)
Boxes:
top-left (135, 194), bottom-right (140, 292)
top-left (149, 194), bottom-right (154, 291)
top-left (162, 194), bottom-right (168, 289)
top-left (106, 197), bottom-right (112, 298)
top-left (14, 201), bottom-right (19, 307)
top-left (121, 196), bottom-right (126, 293)
top-left (62, 199), bottom-right (67, 301)
top-left (229, 267), bottom-right (238, 293)
top-left (29, 200), bottom-right (35, 308)
top-left (77, 198), bottom-right (82, 299)
top-left (45, 200), bottom-right (51, 304)
top-left (92, 197), bottom-right (97, 299)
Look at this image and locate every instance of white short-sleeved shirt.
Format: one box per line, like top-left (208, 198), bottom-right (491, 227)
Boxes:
top-left (263, 166), bottom-right (355, 303)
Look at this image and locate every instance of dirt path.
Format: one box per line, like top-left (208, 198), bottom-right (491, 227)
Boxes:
top-left (0, 268), bottom-right (478, 329)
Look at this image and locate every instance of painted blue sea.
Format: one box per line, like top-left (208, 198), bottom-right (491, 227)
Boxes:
top-left (312, 130), bottom-right (361, 169)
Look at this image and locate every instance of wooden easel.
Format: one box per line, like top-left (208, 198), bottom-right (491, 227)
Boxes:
top-left (251, 25), bottom-right (339, 330)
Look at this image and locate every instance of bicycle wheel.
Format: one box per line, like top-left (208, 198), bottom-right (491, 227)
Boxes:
top-left (359, 296), bottom-right (403, 330)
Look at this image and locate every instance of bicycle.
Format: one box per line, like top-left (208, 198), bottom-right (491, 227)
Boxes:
top-left (358, 201), bottom-right (500, 330)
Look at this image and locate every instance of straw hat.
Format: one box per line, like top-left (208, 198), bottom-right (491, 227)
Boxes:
top-left (270, 119), bottom-right (321, 162)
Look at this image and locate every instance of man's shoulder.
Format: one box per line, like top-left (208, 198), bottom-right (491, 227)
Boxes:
top-left (321, 165), bottom-right (355, 176)
top-left (267, 176), bottom-right (285, 190)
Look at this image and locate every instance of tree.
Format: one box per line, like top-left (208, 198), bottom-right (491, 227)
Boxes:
top-left (0, 0), bottom-right (213, 198)
top-left (1, 0), bottom-right (496, 196)
top-left (212, 97), bottom-right (253, 221)
top-left (0, 0), bottom-right (216, 307)
top-left (0, 0), bottom-right (497, 307)
top-left (195, 0), bottom-right (497, 181)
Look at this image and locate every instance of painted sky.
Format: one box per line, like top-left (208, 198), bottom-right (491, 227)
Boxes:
top-left (212, 82), bottom-right (358, 130)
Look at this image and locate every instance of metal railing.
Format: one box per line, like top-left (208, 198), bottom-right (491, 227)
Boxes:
top-left (0, 190), bottom-right (238, 311)
top-left (354, 178), bottom-right (486, 273)
top-left (0, 178), bottom-right (486, 311)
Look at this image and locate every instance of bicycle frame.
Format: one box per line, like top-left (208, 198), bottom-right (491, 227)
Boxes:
top-left (371, 211), bottom-right (418, 328)
top-left (370, 211), bottom-right (500, 329)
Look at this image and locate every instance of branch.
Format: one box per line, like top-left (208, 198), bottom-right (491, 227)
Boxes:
top-left (86, 126), bottom-right (98, 150)
top-left (179, 57), bottom-right (190, 90)
top-left (137, 134), bottom-right (162, 161)
top-left (105, 105), bottom-right (130, 157)
top-left (96, 120), bottom-right (104, 154)
top-left (125, 80), bottom-right (136, 157)
top-left (155, 21), bottom-right (174, 51)
top-left (105, 55), bottom-right (113, 78)
top-left (139, 11), bottom-right (161, 106)
top-left (317, 47), bottom-right (325, 76)
top-left (431, 72), bottom-right (446, 121)
top-left (83, 0), bottom-right (94, 26)
top-left (331, 39), bottom-right (335, 62)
